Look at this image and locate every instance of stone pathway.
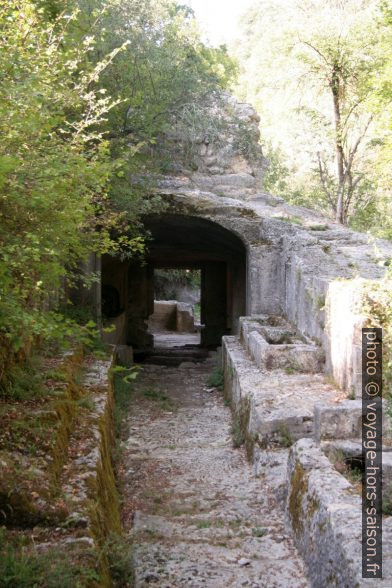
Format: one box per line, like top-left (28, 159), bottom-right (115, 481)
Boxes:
top-left (120, 361), bottom-right (309, 587)
top-left (153, 331), bottom-right (201, 348)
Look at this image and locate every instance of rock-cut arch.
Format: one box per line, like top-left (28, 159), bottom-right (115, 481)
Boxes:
top-left (101, 214), bottom-right (248, 349)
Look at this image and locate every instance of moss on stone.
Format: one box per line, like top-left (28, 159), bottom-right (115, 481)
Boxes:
top-left (231, 397), bottom-right (251, 450)
top-left (87, 373), bottom-right (122, 587)
top-left (49, 352), bottom-right (84, 489)
top-left (307, 495), bottom-right (320, 518)
top-left (288, 463), bottom-right (308, 535)
top-left (277, 423), bottom-right (294, 447)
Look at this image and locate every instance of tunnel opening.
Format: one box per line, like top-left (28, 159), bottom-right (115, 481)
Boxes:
top-left (148, 267), bottom-right (202, 349)
top-left (101, 214), bottom-right (247, 360)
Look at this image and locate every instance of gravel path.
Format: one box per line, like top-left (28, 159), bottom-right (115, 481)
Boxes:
top-left (120, 361), bottom-right (309, 588)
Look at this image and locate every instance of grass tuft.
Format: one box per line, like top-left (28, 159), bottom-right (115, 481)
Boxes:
top-left (207, 368), bottom-right (224, 391)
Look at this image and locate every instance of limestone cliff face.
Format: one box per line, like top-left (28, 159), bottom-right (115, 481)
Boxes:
top-left (189, 93), bottom-right (265, 178)
top-left (158, 91), bottom-right (266, 195)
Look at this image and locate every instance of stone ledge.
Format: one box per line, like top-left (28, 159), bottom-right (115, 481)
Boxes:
top-left (286, 438), bottom-right (392, 587)
top-left (59, 354), bottom-right (121, 585)
top-left (314, 400), bottom-right (390, 442)
top-left (239, 316), bottom-right (323, 373)
top-left (322, 440), bottom-right (392, 503)
top-left (222, 336), bottom-right (337, 451)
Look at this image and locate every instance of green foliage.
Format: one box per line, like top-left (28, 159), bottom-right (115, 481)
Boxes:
top-left (1, 357), bottom-right (44, 401)
top-left (103, 533), bottom-right (134, 585)
top-left (252, 526), bottom-right (268, 538)
top-left (277, 423), bottom-right (294, 448)
top-left (233, 0), bottom-right (391, 231)
top-left (0, 528), bottom-right (42, 588)
top-left (143, 388), bottom-right (168, 401)
top-left (207, 368), bottom-right (224, 391)
top-left (273, 215), bottom-right (303, 226)
top-left (154, 268), bottom-right (201, 300)
top-left (0, 0), bottom-right (121, 380)
top-left (231, 415), bottom-right (245, 448)
top-left (361, 265), bottom-right (392, 413)
top-left (112, 369), bottom-right (139, 437)
top-left (193, 302), bottom-right (201, 321)
top-left (142, 387), bottom-right (176, 411)
top-left (262, 143), bottom-right (290, 196)
top-left (0, 527), bottom-right (100, 587)
top-left (82, 0), bottom-right (237, 175)
top-left (0, 0), bottom-right (233, 389)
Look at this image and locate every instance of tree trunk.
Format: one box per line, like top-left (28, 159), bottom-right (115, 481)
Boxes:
top-left (331, 64), bottom-right (345, 224)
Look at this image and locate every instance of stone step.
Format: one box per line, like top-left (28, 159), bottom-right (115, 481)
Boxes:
top-left (134, 346), bottom-right (210, 366)
top-left (321, 439), bottom-right (392, 503)
top-left (322, 439), bottom-right (392, 456)
top-left (150, 345), bottom-right (208, 355)
top-left (132, 509), bottom-right (282, 544)
top-left (314, 400), bottom-right (390, 442)
top-left (239, 316), bottom-right (324, 374)
top-left (141, 355), bottom-right (207, 367)
top-left (222, 335), bottom-right (339, 449)
top-left (131, 510), bottom-right (307, 588)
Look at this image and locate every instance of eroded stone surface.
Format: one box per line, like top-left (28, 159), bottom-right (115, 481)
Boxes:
top-left (314, 400), bottom-right (390, 442)
top-left (154, 162), bottom-right (392, 395)
top-left (223, 336), bottom-right (339, 447)
top-left (286, 439), bottom-right (392, 587)
top-left (120, 362), bottom-right (309, 587)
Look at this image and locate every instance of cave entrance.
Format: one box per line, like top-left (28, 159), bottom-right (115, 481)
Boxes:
top-left (101, 214), bottom-right (247, 352)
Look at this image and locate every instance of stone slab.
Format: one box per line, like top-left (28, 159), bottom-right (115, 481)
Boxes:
top-left (314, 400), bottom-right (389, 442)
top-left (223, 336), bottom-right (337, 448)
top-left (286, 438), bottom-right (392, 587)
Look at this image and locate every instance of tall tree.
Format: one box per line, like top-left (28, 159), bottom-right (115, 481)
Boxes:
top-left (232, 0), bottom-right (389, 227)
top-left (0, 0), bottom-right (236, 386)
top-left (295, 12), bottom-right (381, 223)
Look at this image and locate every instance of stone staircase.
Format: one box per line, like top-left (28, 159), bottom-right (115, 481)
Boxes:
top-left (223, 315), bottom-right (339, 452)
top-left (121, 361), bottom-right (309, 588)
top-left (223, 314), bottom-right (392, 587)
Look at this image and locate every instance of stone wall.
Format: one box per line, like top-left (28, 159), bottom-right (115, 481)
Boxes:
top-left (148, 301), bottom-right (177, 331)
top-left (148, 300), bottom-right (196, 334)
top-left (154, 168), bottom-right (391, 391)
top-left (94, 94), bottom-right (392, 390)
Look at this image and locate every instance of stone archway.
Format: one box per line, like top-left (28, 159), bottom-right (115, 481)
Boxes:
top-left (101, 214), bottom-right (247, 350)
top-left (145, 214), bottom-right (247, 347)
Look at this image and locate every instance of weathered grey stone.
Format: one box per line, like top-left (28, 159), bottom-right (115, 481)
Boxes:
top-left (156, 92), bottom-right (266, 181)
top-left (322, 440), bottom-right (392, 504)
top-left (116, 344), bottom-right (134, 367)
top-left (148, 300), bottom-right (177, 331)
top-left (382, 453), bottom-right (392, 501)
top-left (176, 302), bottom-right (195, 333)
top-left (82, 89), bottom-right (392, 584)
top-left (194, 172), bottom-right (258, 189)
top-left (314, 400), bottom-right (389, 442)
top-left (223, 335), bottom-right (337, 448)
top-left (239, 316), bottom-right (323, 373)
top-left (286, 438), bottom-right (392, 587)
top-left (322, 439), bottom-right (364, 457)
top-left (247, 331), bottom-right (323, 373)
top-left (93, 90), bottom-right (392, 390)
top-left (258, 325), bottom-right (299, 344)
top-left (314, 400), bottom-right (363, 442)
top-left (124, 362), bottom-right (309, 588)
